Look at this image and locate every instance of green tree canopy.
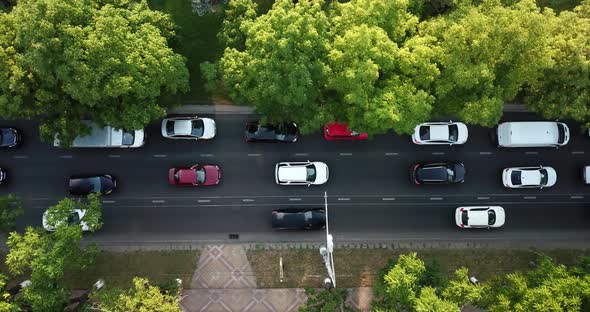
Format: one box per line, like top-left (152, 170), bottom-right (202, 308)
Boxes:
top-left (94, 277), bottom-right (181, 312)
top-left (5, 195), bottom-right (102, 311)
top-left (0, 195), bottom-right (23, 232)
top-left (525, 0), bottom-right (590, 128)
top-left (0, 0), bottom-right (189, 146)
top-left (216, 0), bottom-right (331, 133)
top-left (415, 0), bottom-right (555, 126)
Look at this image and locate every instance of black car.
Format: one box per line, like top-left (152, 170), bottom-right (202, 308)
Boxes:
top-left (411, 162), bottom-right (465, 184)
top-left (0, 128), bottom-right (21, 148)
top-left (245, 122), bottom-right (298, 143)
top-left (271, 208), bottom-right (326, 230)
top-left (68, 174), bottom-right (117, 195)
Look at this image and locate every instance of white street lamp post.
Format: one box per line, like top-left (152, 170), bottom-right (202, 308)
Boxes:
top-left (320, 191), bottom-right (336, 288)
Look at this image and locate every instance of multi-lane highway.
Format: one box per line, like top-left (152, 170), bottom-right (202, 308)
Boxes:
top-left (3, 112), bottom-right (590, 245)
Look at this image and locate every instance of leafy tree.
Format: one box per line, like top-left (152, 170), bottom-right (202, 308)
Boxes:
top-left (298, 288), bottom-right (355, 312)
top-left (441, 267), bottom-right (483, 307)
top-left (0, 0), bottom-right (189, 146)
top-left (215, 0), bottom-right (331, 133)
top-left (381, 252), bottom-right (426, 310)
top-left (5, 195), bottom-right (102, 311)
top-left (217, 0), bottom-right (258, 49)
top-left (414, 287), bottom-right (459, 312)
top-left (325, 12), bottom-right (435, 135)
top-left (484, 256), bottom-right (590, 312)
top-left (0, 195), bottom-right (22, 232)
top-left (0, 273), bottom-right (19, 312)
top-left (524, 0), bottom-right (590, 128)
top-left (94, 277), bottom-right (181, 312)
top-left (420, 0), bottom-right (555, 126)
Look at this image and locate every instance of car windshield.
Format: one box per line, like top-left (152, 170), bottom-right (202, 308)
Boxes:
top-left (539, 169), bottom-right (548, 185)
top-left (488, 210), bottom-right (496, 225)
top-left (448, 124), bottom-right (458, 142)
top-left (166, 121), bottom-right (175, 135)
top-left (87, 177), bottom-right (102, 192)
top-left (557, 124), bottom-right (566, 144)
top-left (461, 210), bottom-right (469, 225)
top-left (122, 131), bottom-right (135, 145)
top-left (306, 165), bottom-right (317, 182)
top-left (511, 171), bottom-right (522, 185)
top-left (196, 167), bottom-right (206, 184)
top-left (419, 126), bottom-right (430, 140)
top-left (67, 212), bottom-right (80, 226)
top-left (191, 120), bottom-right (204, 137)
top-left (446, 167), bottom-right (455, 182)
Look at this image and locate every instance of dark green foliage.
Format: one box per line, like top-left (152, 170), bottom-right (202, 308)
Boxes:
top-left (0, 195), bottom-right (23, 232)
top-left (298, 288), bottom-right (355, 312)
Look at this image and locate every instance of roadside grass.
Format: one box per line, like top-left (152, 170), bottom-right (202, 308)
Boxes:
top-left (248, 248), bottom-right (589, 288)
top-left (63, 250), bottom-right (200, 289)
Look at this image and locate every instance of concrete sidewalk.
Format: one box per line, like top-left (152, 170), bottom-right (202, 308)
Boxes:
top-left (179, 244), bottom-right (370, 312)
top-left (168, 103), bottom-right (530, 115)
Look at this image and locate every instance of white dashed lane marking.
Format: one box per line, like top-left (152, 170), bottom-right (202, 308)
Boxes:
top-left (153, 154), bottom-right (167, 158)
top-left (382, 197), bottom-right (396, 201)
top-left (59, 155), bottom-right (73, 159)
top-left (152, 200), bottom-right (165, 203)
top-left (339, 153), bottom-right (352, 156)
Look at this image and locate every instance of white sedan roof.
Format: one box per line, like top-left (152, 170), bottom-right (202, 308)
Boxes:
top-left (173, 120), bottom-right (193, 135)
top-left (429, 125), bottom-right (450, 141)
top-left (520, 170), bottom-right (542, 186)
top-left (278, 166), bottom-right (307, 182)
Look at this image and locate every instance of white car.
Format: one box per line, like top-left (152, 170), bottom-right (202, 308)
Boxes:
top-left (455, 206), bottom-right (505, 229)
top-left (161, 116), bottom-right (216, 140)
top-left (275, 161), bottom-right (329, 186)
top-left (42, 209), bottom-right (90, 232)
top-left (412, 121), bottom-right (468, 145)
top-left (502, 166), bottom-right (557, 188)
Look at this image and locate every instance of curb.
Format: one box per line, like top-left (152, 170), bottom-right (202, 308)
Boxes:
top-left (89, 240), bottom-right (590, 252)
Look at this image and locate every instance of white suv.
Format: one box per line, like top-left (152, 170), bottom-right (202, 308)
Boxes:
top-left (275, 161), bottom-right (329, 186)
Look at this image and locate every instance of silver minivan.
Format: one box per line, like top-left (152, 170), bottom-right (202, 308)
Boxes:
top-left (496, 121), bottom-right (569, 148)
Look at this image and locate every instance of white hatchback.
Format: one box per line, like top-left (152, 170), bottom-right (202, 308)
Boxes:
top-left (161, 116), bottom-right (216, 140)
top-left (455, 206), bottom-right (505, 229)
top-left (412, 121), bottom-right (468, 145)
top-left (42, 209), bottom-right (90, 232)
top-left (502, 166), bottom-right (557, 188)
top-left (275, 161), bottom-right (329, 186)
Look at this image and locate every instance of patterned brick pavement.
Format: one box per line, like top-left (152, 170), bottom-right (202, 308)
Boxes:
top-left (180, 245), bottom-right (308, 312)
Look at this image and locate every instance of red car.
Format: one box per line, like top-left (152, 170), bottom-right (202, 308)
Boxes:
top-left (324, 123), bottom-right (368, 140)
top-left (169, 164), bottom-right (221, 186)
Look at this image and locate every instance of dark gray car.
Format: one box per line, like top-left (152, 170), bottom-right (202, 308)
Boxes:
top-left (68, 174), bottom-right (117, 195)
top-left (271, 208), bottom-right (325, 230)
top-left (411, 162), bottom-right (465, 185)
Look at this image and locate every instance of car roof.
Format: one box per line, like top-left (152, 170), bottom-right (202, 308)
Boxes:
top-left (418, 165), bottom-right (447, 181)
top-left (327, 123), bottom-right (350, 135)
top-left (467, 210), bottom-right (490, 226)
top-left (500, 122), bottom-right (561, 145)
top-left (278, 166), bottom-right (307, 182)
top-left (173, 120), bottom-right (193, 135)
top-left (519, 169), bottom-right (541, 185)
top-left (178, 169), bottom-right (196, 184)
top-left (428, 125), bottom-right (450, 141)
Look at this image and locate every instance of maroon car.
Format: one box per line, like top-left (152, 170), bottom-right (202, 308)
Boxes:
top-left (168, 164), bottom-right (221, 186)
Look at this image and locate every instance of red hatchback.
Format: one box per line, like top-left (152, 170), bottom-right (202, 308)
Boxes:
top-left (169, 164), bottom-right (221, 186)
top-left (324, 123), bottom-right (368, 140)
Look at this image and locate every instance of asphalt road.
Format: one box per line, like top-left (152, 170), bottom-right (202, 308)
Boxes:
top-left (3, 112), bottom-right (590, 245)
